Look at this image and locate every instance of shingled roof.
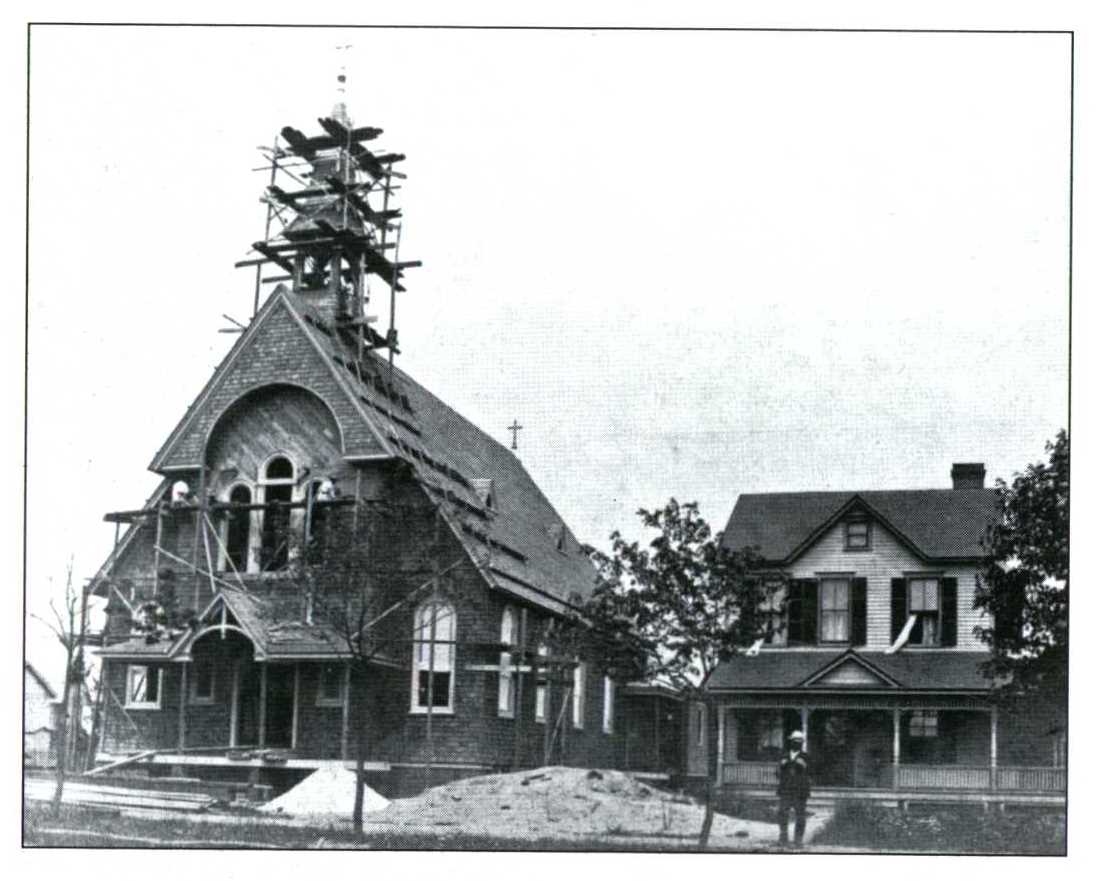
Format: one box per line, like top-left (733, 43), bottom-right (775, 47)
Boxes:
top-left (707, 650), bottom-right (993, 691)
top-left (720, 488), bottom-right (1000, 564)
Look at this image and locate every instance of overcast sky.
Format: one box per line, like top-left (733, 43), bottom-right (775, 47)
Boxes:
top-left (24, 26), bottom-right (1070, 687)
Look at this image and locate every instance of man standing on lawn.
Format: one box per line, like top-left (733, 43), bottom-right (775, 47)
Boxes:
top-left (776, 730), bottom-right (811, 847)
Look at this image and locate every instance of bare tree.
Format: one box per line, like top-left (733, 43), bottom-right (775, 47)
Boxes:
top-left (283, 489), bottom-right (471, 834)
top-left (32, 558), bottom-right (90, 817)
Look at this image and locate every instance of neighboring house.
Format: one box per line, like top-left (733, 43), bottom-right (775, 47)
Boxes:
top-left (708, 463), bottom-right (1065, 806)
top-left (87, 107), bottom-right (661, 796)
top-left (24, 663), bottom-right (59, 768)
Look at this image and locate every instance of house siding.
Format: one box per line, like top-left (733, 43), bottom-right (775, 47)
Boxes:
top-left (788, 521), bottom-right (989, 651)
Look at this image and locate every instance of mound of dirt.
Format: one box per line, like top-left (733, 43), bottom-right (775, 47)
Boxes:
top-left (261, 766), bottom-right (389, 818)
top-left (364, 766), bottom-right (770, 844)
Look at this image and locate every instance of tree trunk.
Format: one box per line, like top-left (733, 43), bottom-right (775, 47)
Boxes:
top-left (351, 666), bottom-right (366, 835)
top-left (697, 696), bottom-right (718, 849)
top-left (51, 660), bottom-right (75, 817)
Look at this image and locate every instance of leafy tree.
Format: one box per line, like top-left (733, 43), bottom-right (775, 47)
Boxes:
top-left (974, 431), bottom-right (1068, 733)
top-left (584, 499), bottom-right (776, 848)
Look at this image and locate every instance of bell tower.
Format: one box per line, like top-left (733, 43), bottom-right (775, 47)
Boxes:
top-left (236, 58), bottom-right (420, 360)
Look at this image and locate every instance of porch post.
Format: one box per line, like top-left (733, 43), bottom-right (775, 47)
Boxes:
top-left (258, 663), bottom-right (268, 748)
top-left (892, 707), bottom-right (901, 790)
top-left (990, 705), bottom-right (999, 790)
top-left (177, 664), bottom-right (188, 751)
top-left (716, 704), bottom-right (725, 783)
top-left (229, 660), bottom-right (240, 748)
top-left (340, 661), bottom-right (351, 761)
top-left (291, 663), bottom-right (300, 750)
top-left (800, 706), bottom-right (809, 745)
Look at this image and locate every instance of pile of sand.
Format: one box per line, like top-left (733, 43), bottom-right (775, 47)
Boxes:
top-left (261, 766), bottom-right (389, 819)
top-left (364, 766), bottom-right (776, 844)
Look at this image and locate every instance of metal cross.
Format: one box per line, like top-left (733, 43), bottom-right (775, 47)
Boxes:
top-left (507, 419), bottom-right (524, 451)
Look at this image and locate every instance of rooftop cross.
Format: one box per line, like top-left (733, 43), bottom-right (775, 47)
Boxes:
top-left (507, 419), bottom-right (524, 451)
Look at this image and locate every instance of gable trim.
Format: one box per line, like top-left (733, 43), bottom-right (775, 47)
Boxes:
top-left (784, 494), bottom-right (929, 566)
top-left (799, 650), bottom-right (902, 688)
top-left (170, 591), bottom-right (267, 661)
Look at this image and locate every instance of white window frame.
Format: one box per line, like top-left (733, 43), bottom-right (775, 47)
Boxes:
top-left (315, 662), bottom-right (346, 707)
top-left (909, 577), bottom-right (941, 646)
top-left (410, 601), bottom-right (456, 715)
top-left (219, 481), bottom-right (256, 574)
top-left (258, 454), bottom-right (297, 573)
top-left (819, 577), bottom-right (851, 644)
top-left (498, 607), bottom-right (517, 718)
top-left (762, 579), bottom-right (787, 646)
top-left (845, 520), bottom-right (871, 551)
top-left (602, 676), bottom-right (614, 734)
top-left (909, 709), bottom-right (939, 738)
top-left (189, 659), bottom-right (216, 705)
top-left (125, 665), bottom-right (163, 709)
top-left (534, 643), bottom-right (548, 724)
top-left (572, 661), bottom-right (586, 730)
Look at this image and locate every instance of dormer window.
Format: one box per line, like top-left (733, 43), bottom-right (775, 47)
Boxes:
top-left (845, 520), bottom-right (870, 551)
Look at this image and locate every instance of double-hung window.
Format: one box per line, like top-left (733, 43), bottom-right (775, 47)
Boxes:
top-left (125, 665), bottom-right (162, 709)
top-left (534, 643), bottom-right (548, 723)
top-left (190, 659), bottom-right (215, 704)
top-left (498, 607), bottom-right (517, 718)
top-left (819, 578), bottom-right (850, 643)
top-left (908, 578), bottom-right (940, 646)
top-left (572, 662), bottom-right (586, 729)
top-left (316, 663), bottom-right (346, 706)
top-left (411, 602), bottom-right (455, 713)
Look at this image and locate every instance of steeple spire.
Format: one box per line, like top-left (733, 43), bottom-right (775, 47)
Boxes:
top-left (332, 44), bottom-right (352, 127)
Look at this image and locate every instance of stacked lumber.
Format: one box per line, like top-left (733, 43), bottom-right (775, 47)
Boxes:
top-left (24, 779), bottom-right (216, 813)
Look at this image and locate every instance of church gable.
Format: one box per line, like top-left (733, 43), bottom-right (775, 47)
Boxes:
top-left (151, 292), bottom-right (390, 472)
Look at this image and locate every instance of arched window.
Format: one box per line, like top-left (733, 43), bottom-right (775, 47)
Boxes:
top-left (498, 607), bottom-right (518, 718)
top-left (223, 484), bottom-right (252, 573)
top-left (259, 456), bottom-right (295, 571)
top-left (411, 601), bottom-right (455, 713)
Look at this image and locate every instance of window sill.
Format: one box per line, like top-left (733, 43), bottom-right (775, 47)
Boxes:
top-left (188, 697), bottom-right (217, 706)
top-left (124, 703), bottom-right (161, 711)
top-left (315, 698), bottom-right (345, 708)
top-left (409, 707), bottom-right (455, 716)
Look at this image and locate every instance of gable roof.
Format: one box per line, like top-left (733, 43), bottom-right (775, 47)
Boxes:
top-left (721, 488), bottom-right (1000, 564)
top-left (24, 662), bottom-right (58, 700)
top-left (131, 287), bottom-right (596, 614)
top-left (706, 650), bottom-right (993, 692)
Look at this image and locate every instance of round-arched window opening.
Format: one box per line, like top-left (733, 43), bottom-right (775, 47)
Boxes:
top-left (265, 456), bottom-right (294, 481)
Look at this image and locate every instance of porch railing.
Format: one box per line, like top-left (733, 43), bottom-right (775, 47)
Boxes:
top-left (721, 762), bottom-right (1065, 793)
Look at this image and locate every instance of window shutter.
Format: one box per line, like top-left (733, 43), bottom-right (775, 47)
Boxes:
top-left (786, 581), bottom-right (803, 645)
top-left (891, 578), bottom-right (907, 641)
top-left (940, 577), bottom-right (958, 646)
top-left (801, 580), bottom-right (818, 645)
top-left (850, 577), bottom-right (868, 646)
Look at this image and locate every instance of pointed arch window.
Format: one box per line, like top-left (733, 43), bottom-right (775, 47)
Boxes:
top-left (259, 456), bottom-right (295, 572)
top-left (411, 601), bottom-right (456, 713)
top-left (498, 607), bottom-right (518, 718)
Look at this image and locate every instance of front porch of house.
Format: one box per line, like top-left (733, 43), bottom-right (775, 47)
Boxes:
top-left (716, 697), bottom-right (1065, 806)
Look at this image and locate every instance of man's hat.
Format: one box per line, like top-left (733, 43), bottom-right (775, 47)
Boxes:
top-left (788, 730), bottom-right (805, 741)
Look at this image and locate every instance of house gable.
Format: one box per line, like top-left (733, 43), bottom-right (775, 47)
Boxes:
top-left (150, 290), bottom-right (391, 472)
top-left (800, 653), bottom-right (900, 688)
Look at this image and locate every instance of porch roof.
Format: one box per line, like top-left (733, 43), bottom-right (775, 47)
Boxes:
top-left (707, 650), bottom-right (992, 692)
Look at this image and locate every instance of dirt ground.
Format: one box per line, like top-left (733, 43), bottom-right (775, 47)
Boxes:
top-left (360, 766), bottom-right (829, 847)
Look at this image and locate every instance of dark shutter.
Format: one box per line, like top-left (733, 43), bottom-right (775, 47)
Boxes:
top-left (940, 578), bottom-right (958, 646)
top-left (786, 581), bottom-right (803, 645)
top-left (801, 580), bottom-right (818, 645)
top-left (891, 578), bottom-right (908, 641)
top-left (850, 578), bottom-right (868, 646)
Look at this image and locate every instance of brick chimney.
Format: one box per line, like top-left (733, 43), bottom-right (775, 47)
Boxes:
top-left (950, 462), bottom-right (986, 490)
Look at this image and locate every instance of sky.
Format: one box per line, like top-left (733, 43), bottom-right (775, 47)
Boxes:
top-left (23, 26), bottom-right (1071, 691)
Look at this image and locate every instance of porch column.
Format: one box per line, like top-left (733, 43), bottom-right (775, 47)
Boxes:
top-left (716, 705), bottom-right (726, 783)
top-left (291, 663), bottom-right (300, 750)
top-left (340, 661), bottom-right (351, 760)
top-left (990, 705), bottom-right (999, 790)
top-left (892, 707), bottom-right (901, 790)
top-left (800, 706), bottom-right (809, 746)
top-left (258, 663), bottom-right (268, 748)
top-left (229, 660), bottom-right (240, 748)
top-left (177, 664), bottom-right (188, 751)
